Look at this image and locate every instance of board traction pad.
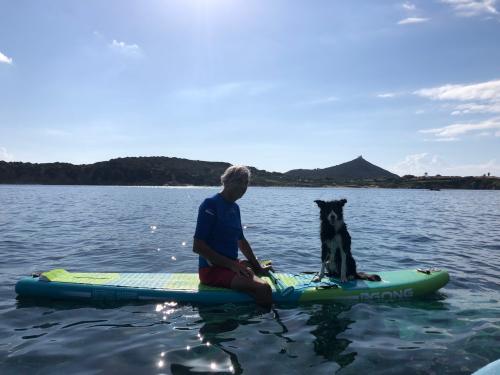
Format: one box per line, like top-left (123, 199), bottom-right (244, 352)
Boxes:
top-left (41, 269), bottom-right (313, 292)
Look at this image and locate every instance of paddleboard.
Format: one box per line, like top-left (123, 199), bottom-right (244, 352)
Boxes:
top-left (15, 268), bottom-right (449, 304)
top-left (472, 359), bottom-right (500, 375)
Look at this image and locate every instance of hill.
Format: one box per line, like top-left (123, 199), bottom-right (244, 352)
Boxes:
top-left (0, 157), bottom-right (293, 186)
top-left (285, 156), bottom-right (399, 180)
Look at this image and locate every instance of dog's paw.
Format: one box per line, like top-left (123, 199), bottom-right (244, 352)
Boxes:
top-left (312, 275), bottom-right (322, 283)
top-left (340, 276), bottom-right (348, 283)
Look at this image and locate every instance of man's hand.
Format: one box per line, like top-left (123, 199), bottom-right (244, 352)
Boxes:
top-left (231, 262), bottom-right (254, 279)
top-left (255, 263), bottom-right (274, 276)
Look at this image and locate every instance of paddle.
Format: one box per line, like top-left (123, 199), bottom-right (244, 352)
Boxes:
top-left (267, 270), bottom-right (294, 296)
top-left (258, 260), bottom-right (294, 296)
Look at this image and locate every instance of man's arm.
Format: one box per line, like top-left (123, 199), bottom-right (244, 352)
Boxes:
top-left (238, 238), bottom-right (271, 275)
top-left (193, 239), bottom-right (253, 278)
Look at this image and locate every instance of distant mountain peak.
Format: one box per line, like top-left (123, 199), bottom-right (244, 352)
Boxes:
top-left (285, 156), bottom-right (399, 181)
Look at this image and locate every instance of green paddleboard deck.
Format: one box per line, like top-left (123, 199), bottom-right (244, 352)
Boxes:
top-left (15, 268), bottom-right (449, 304)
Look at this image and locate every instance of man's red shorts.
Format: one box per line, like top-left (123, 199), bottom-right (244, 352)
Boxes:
top-left (199, 260), bottom-right (246, 289)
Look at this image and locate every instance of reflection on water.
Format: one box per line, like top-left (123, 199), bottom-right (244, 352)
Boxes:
top-left (307, 304), bottom-right (356, 366)
top-left (173, 303), bottom-right (358, 374)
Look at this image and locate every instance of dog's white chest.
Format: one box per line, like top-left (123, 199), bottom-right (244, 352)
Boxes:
top-left (327, 235), bottom-right (343, 252)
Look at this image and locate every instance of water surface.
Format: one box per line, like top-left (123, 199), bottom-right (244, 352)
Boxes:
top-left (1, 185), bottom-right (499, 374)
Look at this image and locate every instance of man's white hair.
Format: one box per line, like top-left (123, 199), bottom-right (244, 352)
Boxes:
top-left (221, 165), bottom-right (251, 186)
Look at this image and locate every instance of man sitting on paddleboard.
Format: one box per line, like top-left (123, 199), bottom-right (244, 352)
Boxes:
top-left (193, 165), bottom-right (273, 307)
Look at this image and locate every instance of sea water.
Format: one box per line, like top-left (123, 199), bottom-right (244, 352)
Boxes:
top-left (0, 185), bottom-right (499, 374)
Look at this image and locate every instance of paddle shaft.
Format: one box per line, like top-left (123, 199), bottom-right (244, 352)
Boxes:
top-left (268, 270), bottom-right (294, 296)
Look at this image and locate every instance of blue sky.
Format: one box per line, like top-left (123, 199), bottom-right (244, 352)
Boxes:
top-left (1, 0), bottom-right (499, 176)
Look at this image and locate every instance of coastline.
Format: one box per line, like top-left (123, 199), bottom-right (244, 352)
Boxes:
top-left (1, 157), bottom-right (498, 190)
top-left (1, 177), bottom-right (499, 190)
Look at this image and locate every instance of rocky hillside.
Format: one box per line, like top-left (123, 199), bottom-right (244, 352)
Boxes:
top-left (0, 157), bottom-right (293, 186)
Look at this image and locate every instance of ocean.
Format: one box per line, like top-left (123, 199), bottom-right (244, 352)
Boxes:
top-left (1, 185), bottom-right (499, 374)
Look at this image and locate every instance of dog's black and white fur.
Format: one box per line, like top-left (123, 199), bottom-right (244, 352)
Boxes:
top-left (313, 199), bottom-right (381, 283)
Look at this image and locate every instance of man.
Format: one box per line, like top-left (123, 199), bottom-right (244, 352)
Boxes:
top-left (193, 165), bottom-right (272, 307)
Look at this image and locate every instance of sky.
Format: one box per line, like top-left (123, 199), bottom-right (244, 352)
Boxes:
top-left (1, 0), bottom-right (499, 176)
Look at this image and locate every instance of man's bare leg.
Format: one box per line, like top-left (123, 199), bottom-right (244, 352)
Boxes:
top-left (230, 274), bottom-right (272, 307)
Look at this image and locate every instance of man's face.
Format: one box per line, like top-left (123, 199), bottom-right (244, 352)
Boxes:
top-left (227, 178), bottom-right (248, 201)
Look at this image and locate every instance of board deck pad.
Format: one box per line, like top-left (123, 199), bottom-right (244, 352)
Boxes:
top-left (16, 269), bottom-right (450, 304)
top-left (40, 269), bottom-right (309, 290)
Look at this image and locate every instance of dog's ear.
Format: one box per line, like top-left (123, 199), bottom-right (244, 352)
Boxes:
top-left (340, 199), bottom-right (347, 206)
top-left (314, 200), bottom-right (325, 208)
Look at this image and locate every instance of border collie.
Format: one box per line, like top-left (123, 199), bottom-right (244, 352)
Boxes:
top-left (313, 199), bottom-right (381, 283)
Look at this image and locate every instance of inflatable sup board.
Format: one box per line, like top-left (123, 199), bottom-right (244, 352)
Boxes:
top-left (15, 268), bottom-right (449, 304)
top-left (472, 359), bottom-right (500, 375)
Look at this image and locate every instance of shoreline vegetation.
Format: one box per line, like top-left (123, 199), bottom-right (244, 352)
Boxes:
top-left (1, 156), bottom-right (498, 190)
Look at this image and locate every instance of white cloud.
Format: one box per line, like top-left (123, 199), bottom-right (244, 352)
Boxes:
top-left (177, 82), bottom-right (274, 101)
top-left (402, 2), bottom-right (417, 11)
top-left (109, 39), bottom-right (143, 57)
top-left (399, 2), bottom-right (429, 26)
top-left (414, 79), bottom-right (500, 101)
top-left (377, 92), bottom-right (396, 98)
top-left (451, 102), bottom-right (500, 115)
top-left (0, 147), bottom-right (14, 161)
top-left (398, 17), bottom-right (430, 24)
top-left (420, 117), bottom-right (500, 139)
top-left (441, 0), bottom-right (499, 17)
top-left (415, 79), bottom-right (500, 118)
top-left (393, 153), bottom-right (449, 175)
top-left (429, 136), bottom-right (460, 142)
top-left (0, 51), bottom-right (13, 65)
top-left (393, 153), bottom-right (500, 176)
top-left (415, 80), bottom-right (500, 140)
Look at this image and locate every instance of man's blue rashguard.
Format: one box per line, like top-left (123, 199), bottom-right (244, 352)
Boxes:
top-left (194, 193), bottom-right (244, 269)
